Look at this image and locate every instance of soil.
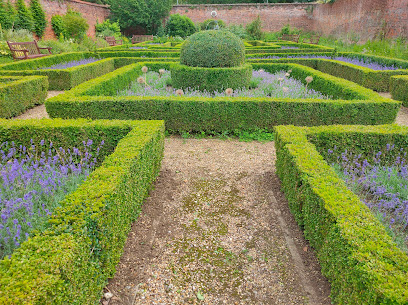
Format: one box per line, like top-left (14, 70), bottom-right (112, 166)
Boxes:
top-left (103, 138), bottom-right (332, 305)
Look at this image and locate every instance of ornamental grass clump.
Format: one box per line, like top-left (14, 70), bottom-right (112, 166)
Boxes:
top-left (330, 145), bottom-right (408, 252)
top-left (0, 139), bottom-right (103, 258)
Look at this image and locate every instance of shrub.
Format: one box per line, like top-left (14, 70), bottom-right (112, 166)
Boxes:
top-left (246, 16), bottom-right (263, 40)
top-left (279, 24), bottom-right (301, 36)
top-left (226, 24), bottom-right (248, 39)
top-left (390, 75), bottom-right (408, 106)
top-left (198, 18), bottom-right (226, 30)
top-left (14, 0), bottom-right (34, 31)
top-left (165, 14), bottom-right (196, 38)
top-left (51, 15), bottom-right (64, 38)
top-left (171, 63), bottom-right (252, 92)
top-left (30, 0), bottom-right (46, 38)
top-left (62, 9), bottom-right (89, 40)
top-left (0, 0), bottom-right (14, 30)
top-left (95, 19), bottom-right (121, 38)
top-left (180, 30), bottom-right (245, 68)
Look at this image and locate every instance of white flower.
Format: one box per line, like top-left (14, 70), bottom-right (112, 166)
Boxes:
top-left (176, 89), bottom-right (184, 96)
top-left (288, 69), bottom-right (292, 73)
top-left (285, 73), bottom-right (290, 77)
top-left (137, 76), bottom-right (145, 84)
top-left (259, 69), bottom-right (265, 72)
top-left (305, 76), bottom-right (313, 84)
top-left (141, 66), bottom-right (148, 73)
top-left (278, 77), bottom-right (284, 82)
top-left (282, 87), bottom-right (289, 92)
top-left (159, 69), bottom-right (165, 75)
top-left (225, 88), bottom-right (233, 95)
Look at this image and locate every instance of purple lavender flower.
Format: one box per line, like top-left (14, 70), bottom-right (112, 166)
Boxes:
top-left (39, 58), bottom-right (101, 70)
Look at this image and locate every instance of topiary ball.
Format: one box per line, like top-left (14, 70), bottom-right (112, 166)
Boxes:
top-left (180, 30), bottom-right (245, 68)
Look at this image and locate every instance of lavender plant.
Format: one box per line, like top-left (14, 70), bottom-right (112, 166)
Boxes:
top-left (39, 58), bottom-right (100, 70)
top-left (0, 139), bottom-right (104, 258)
top-left (118, 70), bottom-right (331, 99)
top-left (330, 145), bottom-right (408, 252)
top-left (248, 55), bottom-right (404, 70)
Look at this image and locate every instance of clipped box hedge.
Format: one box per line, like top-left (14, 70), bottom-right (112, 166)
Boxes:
top-left (390, 75), bottom-right (408, 106)
top-left (0, 75), bottom-right (48, 118)
top-left (0, 52), bottom-right (115, 90)
top-left (274, 124), bottom-right (408, 304)
top-left (249, 53), bottom-right (408, 92)
top-left (45, 61), bottom-right (400, 133)
top-left (0, 119), bottom-right (165, 304)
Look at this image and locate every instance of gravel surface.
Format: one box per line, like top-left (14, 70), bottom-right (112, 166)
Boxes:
top-left (13, 91), bottom-right (63, 120)
top-left (103, 138), bottom-right (331, 305)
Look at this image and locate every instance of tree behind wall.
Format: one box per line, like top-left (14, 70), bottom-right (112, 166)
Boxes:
top-left (14, 0), bottom-right (34, 31)
top-left (108, 0), bottom-right (172, 34)
top-left (30, 0), bottom-right (46, 37)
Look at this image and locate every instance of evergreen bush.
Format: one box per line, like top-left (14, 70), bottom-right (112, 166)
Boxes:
top-left (29, 0), bottom-right (46, 38)
top-left (51, 15), bottom-right (64, 38)
top-left (245, 16), bottom-right (263, 40)
top-left (180, 30), bottom-right (245, 68)
top-left (165, 14), bottom-right (196, 38)
top-left (62, 10), bottom-right (89, 40)
top-left (14, 0), bottom-right (34, 31)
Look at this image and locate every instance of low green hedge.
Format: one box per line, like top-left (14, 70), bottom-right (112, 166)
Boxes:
top-left (390, 75), bottom-right (408, 106)
top-left (171, 63), bottom-right (252, 91)
top-left (45, 62), bottom-right (400, 133)
top-left (274, 124), bottom-right (408, 304)
top-left (0, 53), bottom-right (115, 90)
top-left (0, 119), bottom-right (165, 304)
top-left (0, 75), bottom-right (48, 118)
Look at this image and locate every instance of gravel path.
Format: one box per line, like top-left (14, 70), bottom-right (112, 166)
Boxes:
top-left (103, 138), bottom-right (331, 305)
top-left (13, 91), bottom-right (63, 120)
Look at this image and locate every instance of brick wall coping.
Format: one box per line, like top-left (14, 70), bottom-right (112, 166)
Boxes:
top-left (67, 0), bottom-right (109, 9)
top-left (172, 3), bottom-right (317, 9)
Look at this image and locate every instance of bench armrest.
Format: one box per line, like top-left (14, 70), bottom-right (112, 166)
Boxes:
top-left (38, 47), bottom-right (52, 54)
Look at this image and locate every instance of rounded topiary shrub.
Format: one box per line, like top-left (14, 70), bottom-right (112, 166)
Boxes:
top-left (171, 63), bottom-right (252, 92)
top-left (180, 30), bottom-right (245, 68)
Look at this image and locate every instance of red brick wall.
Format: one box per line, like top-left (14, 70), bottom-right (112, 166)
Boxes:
top-left (170, 0), bottom-right (408, 41)
top-left (171, 3), bottom-right (315, 32)
top-left (14, 0), bottom-right (110, 39)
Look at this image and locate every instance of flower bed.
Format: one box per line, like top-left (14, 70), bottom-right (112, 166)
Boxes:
top-left (248, 53), bottom-right (408, 92)
top-left (0, 119), bottom-right (164, 304)
top-left (274, 124), bottom-right (408, 304)
top-left (45, 61), bottom-right (400, 133)
top-left (39, 58), bottom-right (101, 70)
top-left (0, 75), bottom-right (48, 118)
top-left (0, 53), bottom-right (115, 90)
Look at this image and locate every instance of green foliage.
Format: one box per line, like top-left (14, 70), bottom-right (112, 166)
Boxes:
top-left (45, 62), bottom-right (400, 134)
top-left (14, 0), bottom-right (34, 31)
top-left (226, 24), bottom-right (248, 39)
top-left (390, 75), bottom-right (408, 106)
top-left (198, 19), bottom-right (226, 31)
top-left (51, 15), bottom-right (64, 38)
top-left (180, 30), bottom-right (245, 68)
top-left (109, 0), bottom-right (172, 34)
top-left (165, 14), bottom-right (196, 38)
top-left (0, 119), bottom-right (164, 304)
top-left (0, 53), bottom-right (115, 90)
top-left (279, 24), bottom-right (301, 36)
top-left (30, 0), bottom-right (46, 38)
top-left (95, 19), bottom-right (121, 38)
top-left (245, 16), bottom-right (264, 40)
top-left (62, 10), bottom-right (89, 40)
top-left (171, 63), bottom-right (252, 92)
top-left (0, 0), bottom-right (14, 30)
top-left (0, 76), bottom-right (47, 118)
top-left (274, 124), bottom-right (408, 304)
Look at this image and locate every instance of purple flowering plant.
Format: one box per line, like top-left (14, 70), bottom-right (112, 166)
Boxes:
top-left (248, 54), bottom-right (404, 70)
top-left (0, 139), bottom-right (104, 258)
top-left (330, 144), bottom-right (408, 252)
top-left (118, 69), bottom-right (331, 99)
top-left (39, 58), bottom-right (101, 70)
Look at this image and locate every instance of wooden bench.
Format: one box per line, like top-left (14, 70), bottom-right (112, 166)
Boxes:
top-left (105, 36), bottom-right (123, 47)
top-left (7, 41), bottom-right (52, 60)
top-left (131, 35), bottom-right (154, 44)
top-left (302, 35), bottom-right (320, 45)
top-left (280, 34), bottom-right (300, 43)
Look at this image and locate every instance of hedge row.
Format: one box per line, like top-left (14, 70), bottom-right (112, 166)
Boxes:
top-left (390, 75), bottom-right (408, 106)
top-left (248, 56), bottom-right (408, 92)
top-left (45, 62), bottom-right (400, 133)
top-left (274, 124), bottom-right (408, 304)
top-left (0, 119), bottom-right (165, 304)
top-left (0, 53), bottom-right (115, 90)
top-left (0, 76), bottom-right (48, 118)
top-left (171, 63), bottom-right (252, 91)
